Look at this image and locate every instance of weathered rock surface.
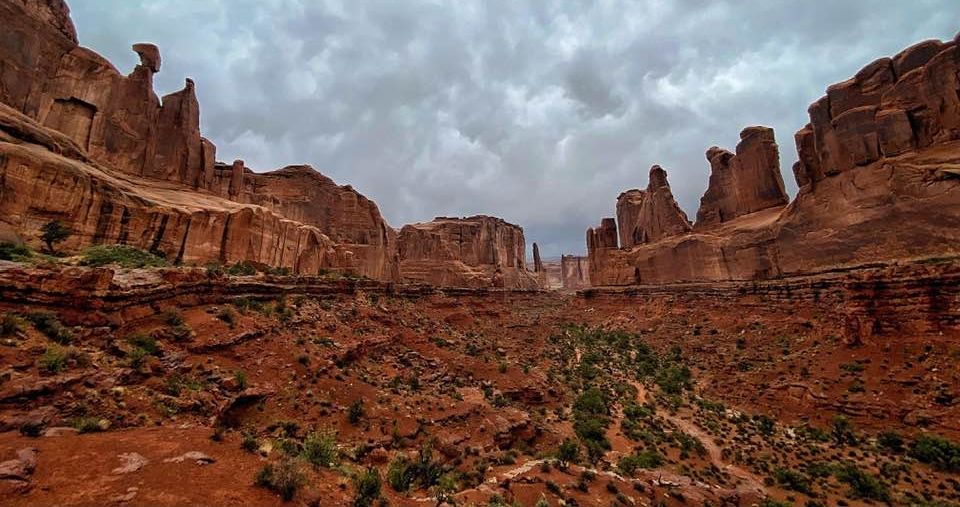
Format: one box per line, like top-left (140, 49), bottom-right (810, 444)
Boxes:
top-left (616, 165), bottom-right (692, 248)
top-left (560, 254), bottom-right (590, 290)
top-left (398, 216), bottom-right (539, 288)
top-left (589, 35), bottom-right (960, 286)
top-left (794, 37), bottom-right (960, 186)
top-left (695, 126), bottom-right (789, 227)
top-left (0, 0), bottom-right (525, 286)
top-left (0, 0), bottom-right (395, 278)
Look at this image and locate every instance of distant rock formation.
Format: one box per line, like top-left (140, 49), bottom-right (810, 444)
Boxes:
top-left (588, 33), bottom-right (960, 286)
top-left (532, 242), bottom-right (546, 286)
top-left (560, 255), bottom-right (590, 290)
top-left (398, 216), bottom-right (539, 288)
top-left (616, 165), bottom-right (691, 248)
top-left (695, 127), bottom-right (789, 227)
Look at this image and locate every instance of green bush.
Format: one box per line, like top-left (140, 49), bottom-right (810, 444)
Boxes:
top-left (830, 415), bottom-right (856, 446)
top-left (216, 307), bottom-right (237, 327)
top-left (234, 370), bottom-right (248, 390)
top-left (0, 242), bottom-right (33, 261)
top-left (909, 434), bottom-right (960, 472)
top-left (72, 416), bottom-right (105, 434)
top-left (348, 399), bottom-right (365, 425)
top-left (38, 345), bottom-right (69, 374)
top-left (387, 455), bottom-right (417, 492)
top-left (164, 373), bottom-right (202, 396)
top-left (127, 333), bottom-right (159, 356)
top-left (227, 261), bottom-right (258, 276)
top-left (255, 458), bottom-right (305, 501)
top-left (241, 432), bottom-right (258, 452)
top-left (1, 312), bottom-right (26, 336)
top-left (655, 364), bottom-right (692, 395)
top-left (772, 467), bottom-right (813, 494)
top-left (79, 245), bottom-right (167, 268)
top-left (127, 347), bottom-right (149, 369)
top-left (164, 310), bottom-right (185, 327)
top-left (556, 438), bottom-right (579, 467)
top-left (834, 464), bottom-right (889, 502)
top-left (24, 312), bottom-right (72, 344)
top-left (302, 429), bottom-right (339, 468)
top-left (618, 451), bottom-right (664, 475)
top-left (352, 467), bottom-right (382, 507)
top-left (877, 431), bottom-right (905, 453)
top-left (386, 445), bottom-right (443, 492)
top-left (574, 387), bottom-right (609, 416)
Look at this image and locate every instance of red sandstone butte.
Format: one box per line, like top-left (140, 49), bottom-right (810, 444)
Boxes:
top-left (398, 216), bottom-right (539, 289)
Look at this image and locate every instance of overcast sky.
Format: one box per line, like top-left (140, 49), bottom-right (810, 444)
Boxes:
top-left (69, 1), bottom-right (956, 257)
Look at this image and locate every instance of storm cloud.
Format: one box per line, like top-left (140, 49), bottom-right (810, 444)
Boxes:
top-left (68, 1), bottom-right (958, 257)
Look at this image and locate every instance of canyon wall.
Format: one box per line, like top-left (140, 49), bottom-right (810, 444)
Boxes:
top-left (397, 216), bottom-right (539, 289)
top-left (0, 0), bottom-right (396, 279)
top-left (589, 34), bottom-right (960, 286)
top-left (0, 0), bottom-right (533, 287)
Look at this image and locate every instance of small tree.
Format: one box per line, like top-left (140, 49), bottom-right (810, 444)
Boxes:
top-left (40, 220), bottom-right (71, 254)
top-left (557, 438), bottom-right (579, 469)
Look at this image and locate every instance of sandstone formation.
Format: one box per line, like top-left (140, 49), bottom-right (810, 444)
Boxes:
top-left (695, 126), bottom-right (789, 227)
top-left (0, 0), bottom-right (397, 279)
top-left (0, 0), bottom-right (533, 287)
top-left (531, 242), bottom-right (546, 286)
top-left (560, 255), bottom-right (590, 290)
top-left (397, 216), bottom-right (539, 289)
top-left (589, 34), bottom-right (960, 286)
top-left (616, 165), bottom-right (692, 248)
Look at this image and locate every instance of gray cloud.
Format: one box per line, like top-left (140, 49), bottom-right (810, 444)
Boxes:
top-left (68, 0), bottom-right (958, 257)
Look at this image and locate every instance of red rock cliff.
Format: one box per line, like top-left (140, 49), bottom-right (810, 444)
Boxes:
top-left (588, 33), bottom-right (960, 286)
top-left (0, 0), bottom-right (398, 279)
top-left (397, 216), bottom-right (539, 288)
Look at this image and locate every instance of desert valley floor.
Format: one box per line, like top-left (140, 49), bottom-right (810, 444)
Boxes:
top-left (1, 262), bottom-right (958, 507)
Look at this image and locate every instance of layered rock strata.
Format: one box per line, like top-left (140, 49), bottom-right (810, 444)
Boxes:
top-left (589, 34), bottom-right (960, 286)
top-left (398, 216), bottom-right (539, 289)
top-left (0, 0), bottom-right (397, 278)
top-left (3, 0), bottom-right (544, 286)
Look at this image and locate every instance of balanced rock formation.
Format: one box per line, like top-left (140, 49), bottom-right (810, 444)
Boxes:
top-left (616, 165), bottom-right (692, 248)
top-left (588, 34), bottom-right (960, 286)
top-left (696, 127), bottom-right (789, 227)
top-left (398, 216), bottom-right (539, 288)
